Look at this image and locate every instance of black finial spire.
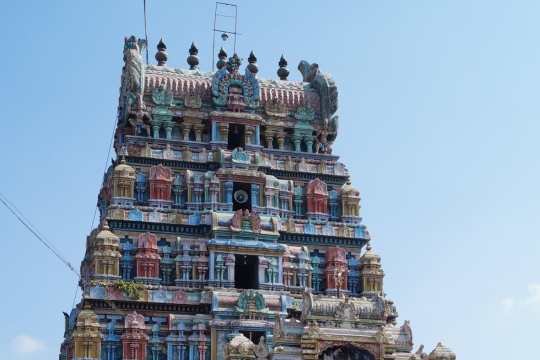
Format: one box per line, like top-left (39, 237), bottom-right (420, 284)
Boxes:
top-left (247, 51), bottom-right (258, 74)
top-left (248, 51), bottom-right (257, 63)
top-left (187, 42), bottom-right (199, 70)
top-left (227, 53), bottom-right (241, 73)
top-left (217, 47), bottom-right (227, 70)
top-left (155, 38), bottom-right (168, 66)
top-left (277, 55), bottom-right (289, 80)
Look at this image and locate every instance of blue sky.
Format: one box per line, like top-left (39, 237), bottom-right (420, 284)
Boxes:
top-left (1, 1), bottom-right (539, 359)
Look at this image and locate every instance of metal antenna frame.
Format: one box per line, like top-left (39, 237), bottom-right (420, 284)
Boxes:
top-left (212, 2), bottom-right (240, 71)
top-left (143, 0), bottom-right (150, 63)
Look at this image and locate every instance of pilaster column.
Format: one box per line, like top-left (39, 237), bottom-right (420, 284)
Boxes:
top-left (211, 121), bottom-right (218, 142)
top-left (224, 181), bottom-right (233, 206)
top-left (305, 137), bottom-right (314, 153)
top-left (208, 252), bottom-right (215, 282)
top-left (258, 259), bottom-right (267, 285)
top-left (226, 257), bottom-right (235, 283)
top-left (245, 126), bottom-right (254, 145)
top-left (278, 256), bottom-right (283, 285)
top-left (182, 124), bottom-right (191, 141)
top-left (165, 125), bottom-right (173, 140)
top-left (251, 184), bottom-right (260, 207)
top-left (218, 123), bottom-right (229, 142)
top-left (293, 136), bottom-right (301, 152)
top-left (255, 125), bottom-right (261, 145)
top-left (276, 135), bottom-right (285, 150)
top-left (179, 344), bottom-right (186, 360)
top-left (193, 124), bottom-right (204, 142)
top-left (152, 125), bottom-right (160, 139)
top-left (265, 134), bottom-right (274, 149)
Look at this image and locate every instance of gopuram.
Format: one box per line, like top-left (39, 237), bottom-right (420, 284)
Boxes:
top-left (58, 36), bottom-right (456, 360)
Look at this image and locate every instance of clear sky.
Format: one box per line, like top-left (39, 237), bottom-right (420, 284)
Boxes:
top-left (1, 1), bottom-right (539, 359)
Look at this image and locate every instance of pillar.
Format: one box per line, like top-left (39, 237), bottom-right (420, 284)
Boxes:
top-left (305, 137), bottom-right (314, 153)
top-left (194, 124), bottom-right (204, 142)
top-left (152, 125), bottom-right (160, 139)
top-left (293, 136), bottom-right (301, 152)
top-left (255, 125), bottom-right (260, 145)
top-left (278, 256), bottom-right (283, 285)
top-left (211, 121), bottom-right (218, 142)
top-left (165, 125), bottom-right (173, 140)
top-left (224, 181), bottom-right (233, 207)
top-left (245, 126), bottom-right (254, 145)
top-left (208, 252), bottom-right (215, 282)
top-left (277, 135), bottom-right (285, 150)
top-left (251, 184), bottom-right (260, 207)
top-left (219, 123), bottom-right (229, 142)
top-left (183, 124), bottom-right (191, 141)
top-left (265, 134), bottom-right (274, 149)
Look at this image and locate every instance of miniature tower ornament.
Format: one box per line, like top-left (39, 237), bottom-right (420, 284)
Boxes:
top-left (155, 38), bottom-right (167, 66)
top-left (187, 42), bottom-right (199, 70)
top-left (59, 31), bottom-right (455, 360)
top-left (277, 55), bottom-right (289, 80)
top-left (217, 47), bottom-right (228, 69)
top-left (247, 51), bottom-right (258, 74)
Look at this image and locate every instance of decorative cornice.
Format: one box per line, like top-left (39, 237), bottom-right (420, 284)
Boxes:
top-left (261, 168), bottom-right (349, 186)
top-left (84, 298), bottom-right (210, 314)
top-left (278, 231), bottom-right (367, 249)
top-left (108, 219), bottom-right (211, 235)
top-left (125, 155), bottom-right (219, 171)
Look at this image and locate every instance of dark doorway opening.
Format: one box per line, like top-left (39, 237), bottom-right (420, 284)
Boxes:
top-left (228, 123), bottom-right (245, 150)
top-left (319, 345), bottom-right (375, 360)
top-left (240, 330), bottom-right (265, 345)
top-left (233, 182), bottom-right (251, 211)
top-left (235, 254), bottom-right (258, 289)
top-left (300, 139), bottom-right (308, 152)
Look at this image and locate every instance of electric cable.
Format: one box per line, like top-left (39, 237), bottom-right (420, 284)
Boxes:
top-left (0, 191), bottom-right (79, 278)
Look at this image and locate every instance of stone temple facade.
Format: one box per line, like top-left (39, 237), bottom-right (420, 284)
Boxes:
top-left (58, 36), bottom-right (456, 360)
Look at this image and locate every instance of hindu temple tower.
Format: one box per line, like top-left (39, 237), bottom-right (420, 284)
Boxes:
top-left (58, 35), bottom-right (456, 360)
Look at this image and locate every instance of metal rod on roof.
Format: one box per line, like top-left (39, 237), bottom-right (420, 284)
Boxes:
top-left (234, 5), bottom-right (237, 53)
top-left (144, 0), bottom-right (149, 63)
top-left (212, 2), bottom-right (240, 70)
top-left (212, 2), bottom-right (218, 71)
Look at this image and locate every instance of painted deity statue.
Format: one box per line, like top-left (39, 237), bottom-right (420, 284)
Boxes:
top-left (123, 36), bottom-right (146, 110)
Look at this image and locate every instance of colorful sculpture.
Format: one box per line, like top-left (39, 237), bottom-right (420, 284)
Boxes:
top-left (148, 164), bottom-right (173, 206)
top-left (306, 178), bottom-right (328, 214)
top-left (134, 232), bottom-right (161, 283)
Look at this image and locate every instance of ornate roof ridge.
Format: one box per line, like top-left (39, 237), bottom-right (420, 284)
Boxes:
top-left (145, 64), bottom-right (213, 78)
top-left (145, 65), bottom-right (306, 91)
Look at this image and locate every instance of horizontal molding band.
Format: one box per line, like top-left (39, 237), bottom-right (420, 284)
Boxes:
top-left (84, 299), bottom-right (210, 314)
top-left (108, 219), bottom-right (211, 235)
top-left (109, 220), bottom-right (365, 248)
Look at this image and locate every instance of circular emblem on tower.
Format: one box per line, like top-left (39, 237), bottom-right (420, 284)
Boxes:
top-left (233, 189), bottom-right (249, 204)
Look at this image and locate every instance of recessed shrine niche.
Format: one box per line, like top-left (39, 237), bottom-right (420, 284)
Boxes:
top-left (228, 123), bottom-right (246, 150)
top-left (319, 345), bottom-right (375, 360)
top-left (234, 254), bottom-right (259, 289)
top-left (239, 330), bottom-right (265, 345)
top-left (233, 182), bottom-right (251, 211)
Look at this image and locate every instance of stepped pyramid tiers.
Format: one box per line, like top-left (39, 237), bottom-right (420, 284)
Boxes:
top-left (59, 35), bottom-right (455, 360)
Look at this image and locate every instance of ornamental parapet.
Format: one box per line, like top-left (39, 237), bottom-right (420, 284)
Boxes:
top-left (86, 282), bottom-right (211, 305)
top-left (301, 291), bottom-right (388, 323)
top-left (121, 147), bottom-right (349, 181)
top-left (106, 211), bottom-right (367, 244)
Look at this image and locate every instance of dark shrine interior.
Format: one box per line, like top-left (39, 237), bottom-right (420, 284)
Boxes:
top-left (233, 182), bottom-right (251, 211)
top-left (235, 254), bottom-right (258, 289)
top-left (228, 123), bottom-right (245, 150)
